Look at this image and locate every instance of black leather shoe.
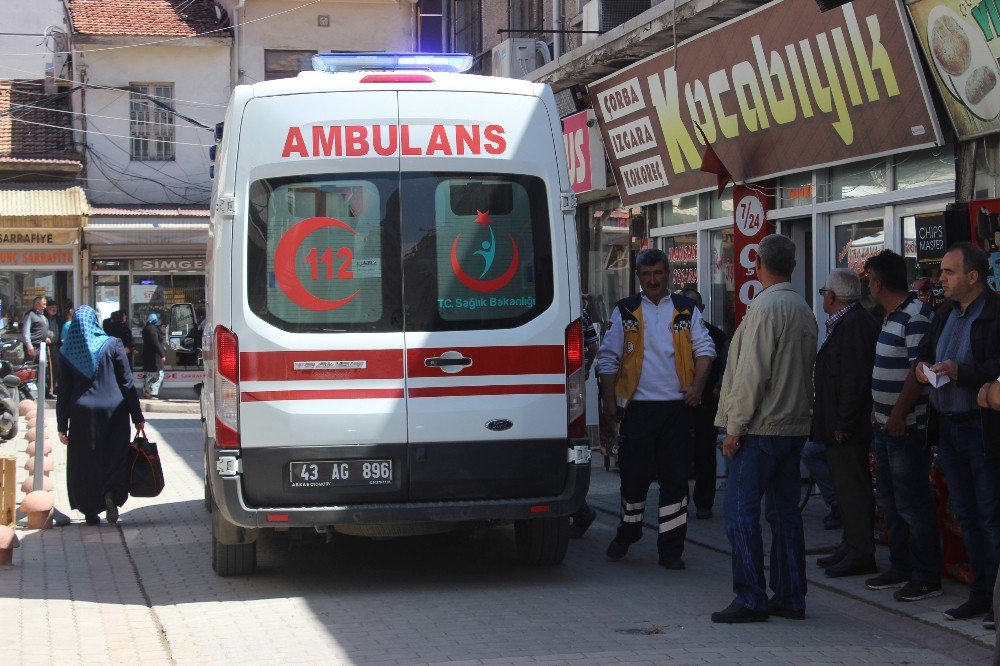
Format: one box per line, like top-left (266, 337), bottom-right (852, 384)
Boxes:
top-left (605, 537), bottom-right (631, 561)
top-left (711, 601), bottom-right (768, 623)
top-left (944, 599), bottom-right (991, 620)
top-left (825, 557), bottom-right (877, 578)
top-left (569, 507), bottom-right (597, 539)
top-left (104, 492), bottom-right (119, 525)
top-left (84, 515), bottom-right (100, 526)
top-left (658, 557), bottom-right (685, 570)
top-left (695, 508), bottom-right (713, 520)
top-left (817, 544), bottom-right (849, 569)
top-left (768, 596), bottom-right (805, 620)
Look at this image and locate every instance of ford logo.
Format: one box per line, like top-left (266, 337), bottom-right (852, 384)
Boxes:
top-left (485, 419), bottom-right (513, 432)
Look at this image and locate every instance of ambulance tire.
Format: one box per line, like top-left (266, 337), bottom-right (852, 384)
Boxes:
top-left (212, 529), bottom-right (257, 577)
top-left (514, 516), bottom-right (569, 565)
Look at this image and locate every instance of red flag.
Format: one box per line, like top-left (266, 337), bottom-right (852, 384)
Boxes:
top-left (695, 124), bottom-right (732, 198)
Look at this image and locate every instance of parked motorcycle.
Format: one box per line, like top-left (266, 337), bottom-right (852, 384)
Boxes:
top-left (1, 339), bottom-right (37, 403)
top-left (0, 357), bottom-right (21, 441)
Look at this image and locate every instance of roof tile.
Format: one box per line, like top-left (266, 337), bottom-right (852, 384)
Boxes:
top-left (69, 0), bottom-right (229, 38)
top-left (0, 80), bottom-right (80, 165)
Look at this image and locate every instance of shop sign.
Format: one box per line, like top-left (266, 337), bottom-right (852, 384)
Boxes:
top-left (907, 1), bottom-right (1000, 140)
top-left (588, 0), bottom-right (940, 206)
top-left (915, 213), bottom-right (948, 264)
top-left (131, 258), bottom-right (205, 271)
top-left (0, 250), bottom-right (74, 266)
top-left (970, 199), bottom-right (1000, 290)
top-left (562, 110), bottom-right (607, 194)
top-left (733, 186), bottom-right (774, 326)
top-left (0, 229), bottom-right (78, 246)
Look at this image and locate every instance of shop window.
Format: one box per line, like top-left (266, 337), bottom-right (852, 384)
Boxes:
top-left (975, 135), bottom-right (999, 199)
top-left (131, 273), bottom-right (207, 368)
top-left (129, 83), bottom-right (175, 161)
top-left (586, 201), bottom-right (630, 325)
top-left (707, 186), bottom-right (734, 219)
top-left (662, 234), bottom-right (697, 292)
top-left (829, 159), bottom-right (887, 200)
top-left (778, 171), bottom-right (813, 208)
top-left (834, 220), bottom-right (884, 309)
top-left (895, 142), bottom-right (954, 191)
top-left (657, 195), bottom-right (698, 227)
top-left (901, 214), bottom-right (943, 287)
top-left (264, 50), bottom-right (317, 81)
top-left (709, 228), bottom-right (735, 335)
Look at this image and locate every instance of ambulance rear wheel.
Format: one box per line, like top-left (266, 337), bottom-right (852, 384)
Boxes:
top-left (212, 530), bottom-right (257, 577)
top-left (514, 516), bottom-right (569, 565)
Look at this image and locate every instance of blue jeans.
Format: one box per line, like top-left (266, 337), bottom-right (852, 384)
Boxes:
top-left (724, 434), bottom-right (807, 613)
top-left (937, 417), bottom-right (1000, 604)
top-left (871, 424), bottom-right (941, 584)
top-left (144, 370), bottom-right (165, 397)
top-left (800, 440), bottom-right (837, 508)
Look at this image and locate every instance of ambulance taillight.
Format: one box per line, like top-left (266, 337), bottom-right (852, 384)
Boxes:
top-left (565, 319), bottom-right (585, 438)
top-left (214, 325), bottom-right (241, 449)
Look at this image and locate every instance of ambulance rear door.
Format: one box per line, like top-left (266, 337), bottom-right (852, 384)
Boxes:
top-left (398, 89), bottom-right (573, 502)
top-left (232, 90), bottom-right (410, 507)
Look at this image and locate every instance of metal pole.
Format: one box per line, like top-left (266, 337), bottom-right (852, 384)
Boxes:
top-left (33, 341), bottom-right (46, 492)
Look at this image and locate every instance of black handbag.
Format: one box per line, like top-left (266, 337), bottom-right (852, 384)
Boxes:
top-left (128, 435), bottom-right (165, 497)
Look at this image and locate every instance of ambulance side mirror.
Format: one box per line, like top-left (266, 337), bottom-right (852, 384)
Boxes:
top-left (168, 303), bottom-right (197, 352)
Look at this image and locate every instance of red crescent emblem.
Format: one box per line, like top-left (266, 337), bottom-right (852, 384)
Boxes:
top-left (274, 216), bottom-right (360, 311)
top-left (449, 232), bottom-right (519, 293)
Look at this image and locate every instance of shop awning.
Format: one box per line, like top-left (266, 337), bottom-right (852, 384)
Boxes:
top-left (0, 182), bottom-right (89, 224)
top-left (83, 221), bottom-right (208, 251)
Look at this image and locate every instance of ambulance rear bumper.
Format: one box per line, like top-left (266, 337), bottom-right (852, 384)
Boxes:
top-left (210, 442), bottom-right (591, 529)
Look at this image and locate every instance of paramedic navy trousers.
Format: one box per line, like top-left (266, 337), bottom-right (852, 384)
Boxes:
top-left (615, 400), bottom-right (693, 560)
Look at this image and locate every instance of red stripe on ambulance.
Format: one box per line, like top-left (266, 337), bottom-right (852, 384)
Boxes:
top-left (241, 388), bottom-right (405, 402)
top-left (240, 349), bottom-right (404, 381)
top-left (406, 345), bottom-right (564, 378)
top-left (281, 124), bottom-right (506, 158)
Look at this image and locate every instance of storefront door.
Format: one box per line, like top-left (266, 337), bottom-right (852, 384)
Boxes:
top-left (779, 218), bottom-right (813, 309)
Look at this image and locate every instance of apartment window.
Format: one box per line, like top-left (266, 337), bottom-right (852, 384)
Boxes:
top-left (264, 50), bottom-right (317, 81)
top-left (418, 0), bottom-right (445, 52)
top-left (130, 84), bottom-right (175, 161)
top-left (453, 0), bottom-right (482, 58)
top-left (510, 0), bottom-right (544, 37)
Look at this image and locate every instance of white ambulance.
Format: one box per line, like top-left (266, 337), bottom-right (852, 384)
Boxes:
top-left (203, 53), bottom-right (590, 576)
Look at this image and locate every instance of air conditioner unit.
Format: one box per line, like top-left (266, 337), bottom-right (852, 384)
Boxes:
top-left (582, 0), bottom-right (651, 38)
top-left (491, 38), bottom-right (550, 79)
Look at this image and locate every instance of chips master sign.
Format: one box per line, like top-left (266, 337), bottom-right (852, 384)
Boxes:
top-left (587, 0), bottom-right (941, 206)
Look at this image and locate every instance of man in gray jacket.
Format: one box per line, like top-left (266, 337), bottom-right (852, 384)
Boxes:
top-left (711, 234), bottom-right (818, 623)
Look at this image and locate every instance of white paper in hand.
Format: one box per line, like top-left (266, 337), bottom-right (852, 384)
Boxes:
top-left (923, 365), bottom-right (951, 389)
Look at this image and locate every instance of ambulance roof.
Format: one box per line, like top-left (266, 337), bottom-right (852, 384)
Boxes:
top-left (247, 71), bottom-right (548, 100)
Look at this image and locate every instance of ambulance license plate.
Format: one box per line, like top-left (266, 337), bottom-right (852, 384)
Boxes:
top-left (289, 460), bottom-right (393, 488)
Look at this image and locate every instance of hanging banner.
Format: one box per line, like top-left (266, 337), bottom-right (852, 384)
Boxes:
top-left (587, 0), bottom-right (941, 206)
top-left (907, 0), bottom-right (1000, 140)
top-left (733, 186), bottom-right (774, 326)
top-left (562, 109), bottom-right (607, 194)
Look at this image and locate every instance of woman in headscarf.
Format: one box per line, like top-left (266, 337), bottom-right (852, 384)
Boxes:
top-left (57, 306), bottom-right (145, 525)
top-left (141, 312), bottom-right (166, 399)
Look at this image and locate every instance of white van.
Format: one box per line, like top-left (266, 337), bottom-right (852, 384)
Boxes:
top-left (203, 54), bottom-right (590, 576)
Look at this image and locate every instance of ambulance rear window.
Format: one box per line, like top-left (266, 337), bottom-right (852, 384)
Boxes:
top-left (246, 174), bottom-right (401, 333)
top-left (401, 173), bottom-right (553, 330)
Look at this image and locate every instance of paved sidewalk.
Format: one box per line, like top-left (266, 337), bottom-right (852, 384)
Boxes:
top-left (0, 408), bottom-right (993, 664)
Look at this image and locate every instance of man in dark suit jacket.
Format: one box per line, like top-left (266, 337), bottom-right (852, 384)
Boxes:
top-left (812, 268), bottom-right (880, 578)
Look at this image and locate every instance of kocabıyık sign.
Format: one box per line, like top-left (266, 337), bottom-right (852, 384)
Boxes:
top-left (588, 0), bottom-right (942, 206)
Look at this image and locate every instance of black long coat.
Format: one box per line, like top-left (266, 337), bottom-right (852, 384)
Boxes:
top-left (812, 305), bottom-right (880, 447)
top-left (141, 323), bottom-right (165, 371)
top-left (56, 338), bottom-right (144, 515)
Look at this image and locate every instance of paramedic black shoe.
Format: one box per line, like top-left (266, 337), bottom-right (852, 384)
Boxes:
top-left (84, 515), bottom-right (100, 526)
top-left (658, 557), bottom-right (685, 570)
top-left (569, 507), bottom-right (597, 539)
top-left (943, 599), bottom-right (989, 619)
top-left (605, 537), bottom-right (631, 561)
top-left (104, 492), bottom-right (118, 525)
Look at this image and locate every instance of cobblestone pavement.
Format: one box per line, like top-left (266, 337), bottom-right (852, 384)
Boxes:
top-left (0, 410), bottom-right (993, 665)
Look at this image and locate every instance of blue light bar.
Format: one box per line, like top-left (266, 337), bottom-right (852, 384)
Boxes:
top-left (312, 52), bottom-right (474, 74)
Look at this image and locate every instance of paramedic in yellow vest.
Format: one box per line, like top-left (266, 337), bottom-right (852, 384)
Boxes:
top-left (597, 248), bottom-right (716, 570)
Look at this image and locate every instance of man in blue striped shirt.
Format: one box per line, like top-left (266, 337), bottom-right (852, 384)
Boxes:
top-left (863, 250), bottom-right (942, 602)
